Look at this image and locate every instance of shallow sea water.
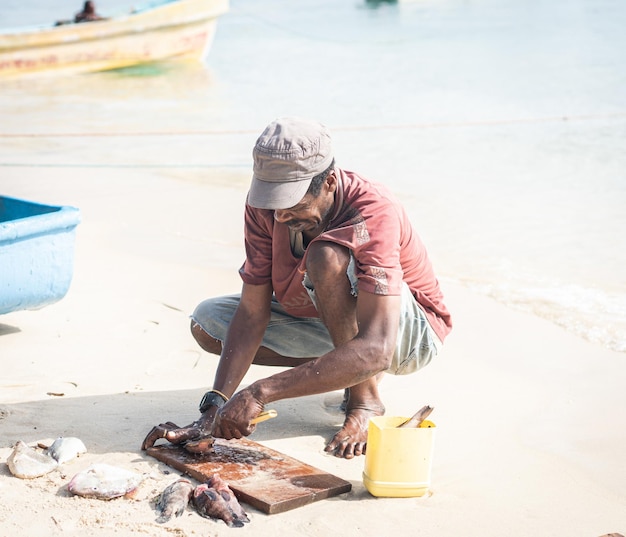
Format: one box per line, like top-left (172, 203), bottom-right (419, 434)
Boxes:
top-left (1, 0), bottom-right (625, 351)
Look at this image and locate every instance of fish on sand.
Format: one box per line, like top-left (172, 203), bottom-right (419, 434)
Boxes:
top-left (67, 463), bottom-right (143, 500)
top-left (155, 478), bottom-right (195, 523)
top-left (192, 473), bottom-right (249, 528)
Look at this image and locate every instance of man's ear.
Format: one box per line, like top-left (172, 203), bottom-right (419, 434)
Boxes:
top-left (325, 170), bottom-right (338, 194)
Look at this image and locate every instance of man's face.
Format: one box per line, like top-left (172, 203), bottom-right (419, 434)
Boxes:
top-left (273, 174), bottom-right (336, 234)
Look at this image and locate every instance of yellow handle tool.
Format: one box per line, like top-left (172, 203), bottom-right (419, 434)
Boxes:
top-left (250, 409), bottom-right (278, 425)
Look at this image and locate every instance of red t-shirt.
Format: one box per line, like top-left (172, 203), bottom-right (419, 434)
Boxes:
top-left (239, 168), bottom-right (452, 343)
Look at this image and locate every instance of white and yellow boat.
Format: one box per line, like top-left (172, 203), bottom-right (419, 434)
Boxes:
top-left (0, 0), bottom-right (229, 77)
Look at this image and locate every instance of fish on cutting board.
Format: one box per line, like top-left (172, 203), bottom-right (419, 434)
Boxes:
top-left (182, 410), bottom-right (278, 454)
top-left (155, 478), bottom-right (195, 523)
top-left (183, 436), bottom-right (215, 454)
top-left (67, 463), bottom-right (144, 500)
top-left (193, 474), bottom-right (250, 528)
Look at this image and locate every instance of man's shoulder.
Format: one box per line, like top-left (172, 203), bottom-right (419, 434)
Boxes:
top-left (339, 168), bottom-right (397, 202)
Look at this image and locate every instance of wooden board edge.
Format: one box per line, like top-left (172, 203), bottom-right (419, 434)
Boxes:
top-left (145, 445), bottom-right (353, 515)
top-left (266, 481), bottom-right (353, 514)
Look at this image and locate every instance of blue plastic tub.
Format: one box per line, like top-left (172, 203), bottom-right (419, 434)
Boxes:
top-left (0, 196), bottom-right (81, 315)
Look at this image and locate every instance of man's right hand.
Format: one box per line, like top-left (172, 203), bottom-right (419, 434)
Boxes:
top-left (141, 411), bottom-right (216, 450)
top-left (140, 421), bottom-right (202, 450)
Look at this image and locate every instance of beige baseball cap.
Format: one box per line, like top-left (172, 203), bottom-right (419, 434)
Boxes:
top-left (248, 117), bottom-right (334, 210)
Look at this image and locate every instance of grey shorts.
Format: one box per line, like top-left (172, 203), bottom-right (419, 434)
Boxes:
top-left (191, 266), bottom-right (439, 375)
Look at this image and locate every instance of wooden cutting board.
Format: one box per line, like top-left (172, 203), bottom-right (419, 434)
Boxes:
top-left (146, 438), bottom-right (352, 514)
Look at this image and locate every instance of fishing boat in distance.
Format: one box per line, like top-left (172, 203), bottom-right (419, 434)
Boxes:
top-left (0, 0), bottom-right (229, 77)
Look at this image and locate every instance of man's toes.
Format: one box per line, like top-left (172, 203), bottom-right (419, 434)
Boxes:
top-left (327, 439), bottom-right (352, 459)
top-left (331, 439), bottom-right (368, 459)
top-left (326, 430), bottom-right (347, 452)
top-left (341, 443), bottom-right (357, 459)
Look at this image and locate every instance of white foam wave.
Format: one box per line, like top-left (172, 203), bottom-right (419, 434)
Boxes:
top-left (466, 280), bottom-right (626, 353)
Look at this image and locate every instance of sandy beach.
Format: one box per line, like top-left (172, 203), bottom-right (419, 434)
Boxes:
top-left (1, 164), bottom-right (624, 536)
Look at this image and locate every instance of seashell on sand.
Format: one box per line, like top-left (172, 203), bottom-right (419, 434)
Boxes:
top-left (45, 437), bottom-right (87, 464)
top-left (7, 440), bottom-right (58, 479)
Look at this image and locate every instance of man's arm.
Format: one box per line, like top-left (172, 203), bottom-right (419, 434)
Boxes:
top-left (211, 290), bottom-right (400, 438)
top-left (210, 282), bottom-right (273, 400)
top-left (141, 282), bottom-right (273, 449)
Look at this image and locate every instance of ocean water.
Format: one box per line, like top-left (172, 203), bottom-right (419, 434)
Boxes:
top-left (1, 0), bottom-right (625, 352)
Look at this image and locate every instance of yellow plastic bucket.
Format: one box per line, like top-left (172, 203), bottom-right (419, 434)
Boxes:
top-left (363, 416), bottom-right (436, 497)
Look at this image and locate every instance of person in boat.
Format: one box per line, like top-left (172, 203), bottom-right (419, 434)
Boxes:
top-left (142, 117), bottom-right (452, 459)
top-left (74, 1), bottom-right (107, 23)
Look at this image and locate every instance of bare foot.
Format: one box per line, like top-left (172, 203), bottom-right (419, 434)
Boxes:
top-left (324, 404), bottom-right (385, 459)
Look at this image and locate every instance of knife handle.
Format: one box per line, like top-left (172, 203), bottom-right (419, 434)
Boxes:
top-left (250, 409), bottom-right (278, 425)
top-left (397, 405), bottom-right (434, 428)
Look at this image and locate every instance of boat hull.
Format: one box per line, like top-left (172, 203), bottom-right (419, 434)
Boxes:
top-left (0, 197), bottom-right (81, 315)
top-left (0, 0), bottom-right (229, 77)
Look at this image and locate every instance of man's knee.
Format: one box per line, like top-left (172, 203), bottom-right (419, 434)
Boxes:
top-left (306, 241), bottom-right (350, 285)
top-left (190, 320), bottom-right (222, 355)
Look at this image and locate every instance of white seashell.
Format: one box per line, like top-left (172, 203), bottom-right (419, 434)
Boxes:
top-left (7, 440), bottom-right (58, 479)
top-left (46, 437), bottom-right (87, 464)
